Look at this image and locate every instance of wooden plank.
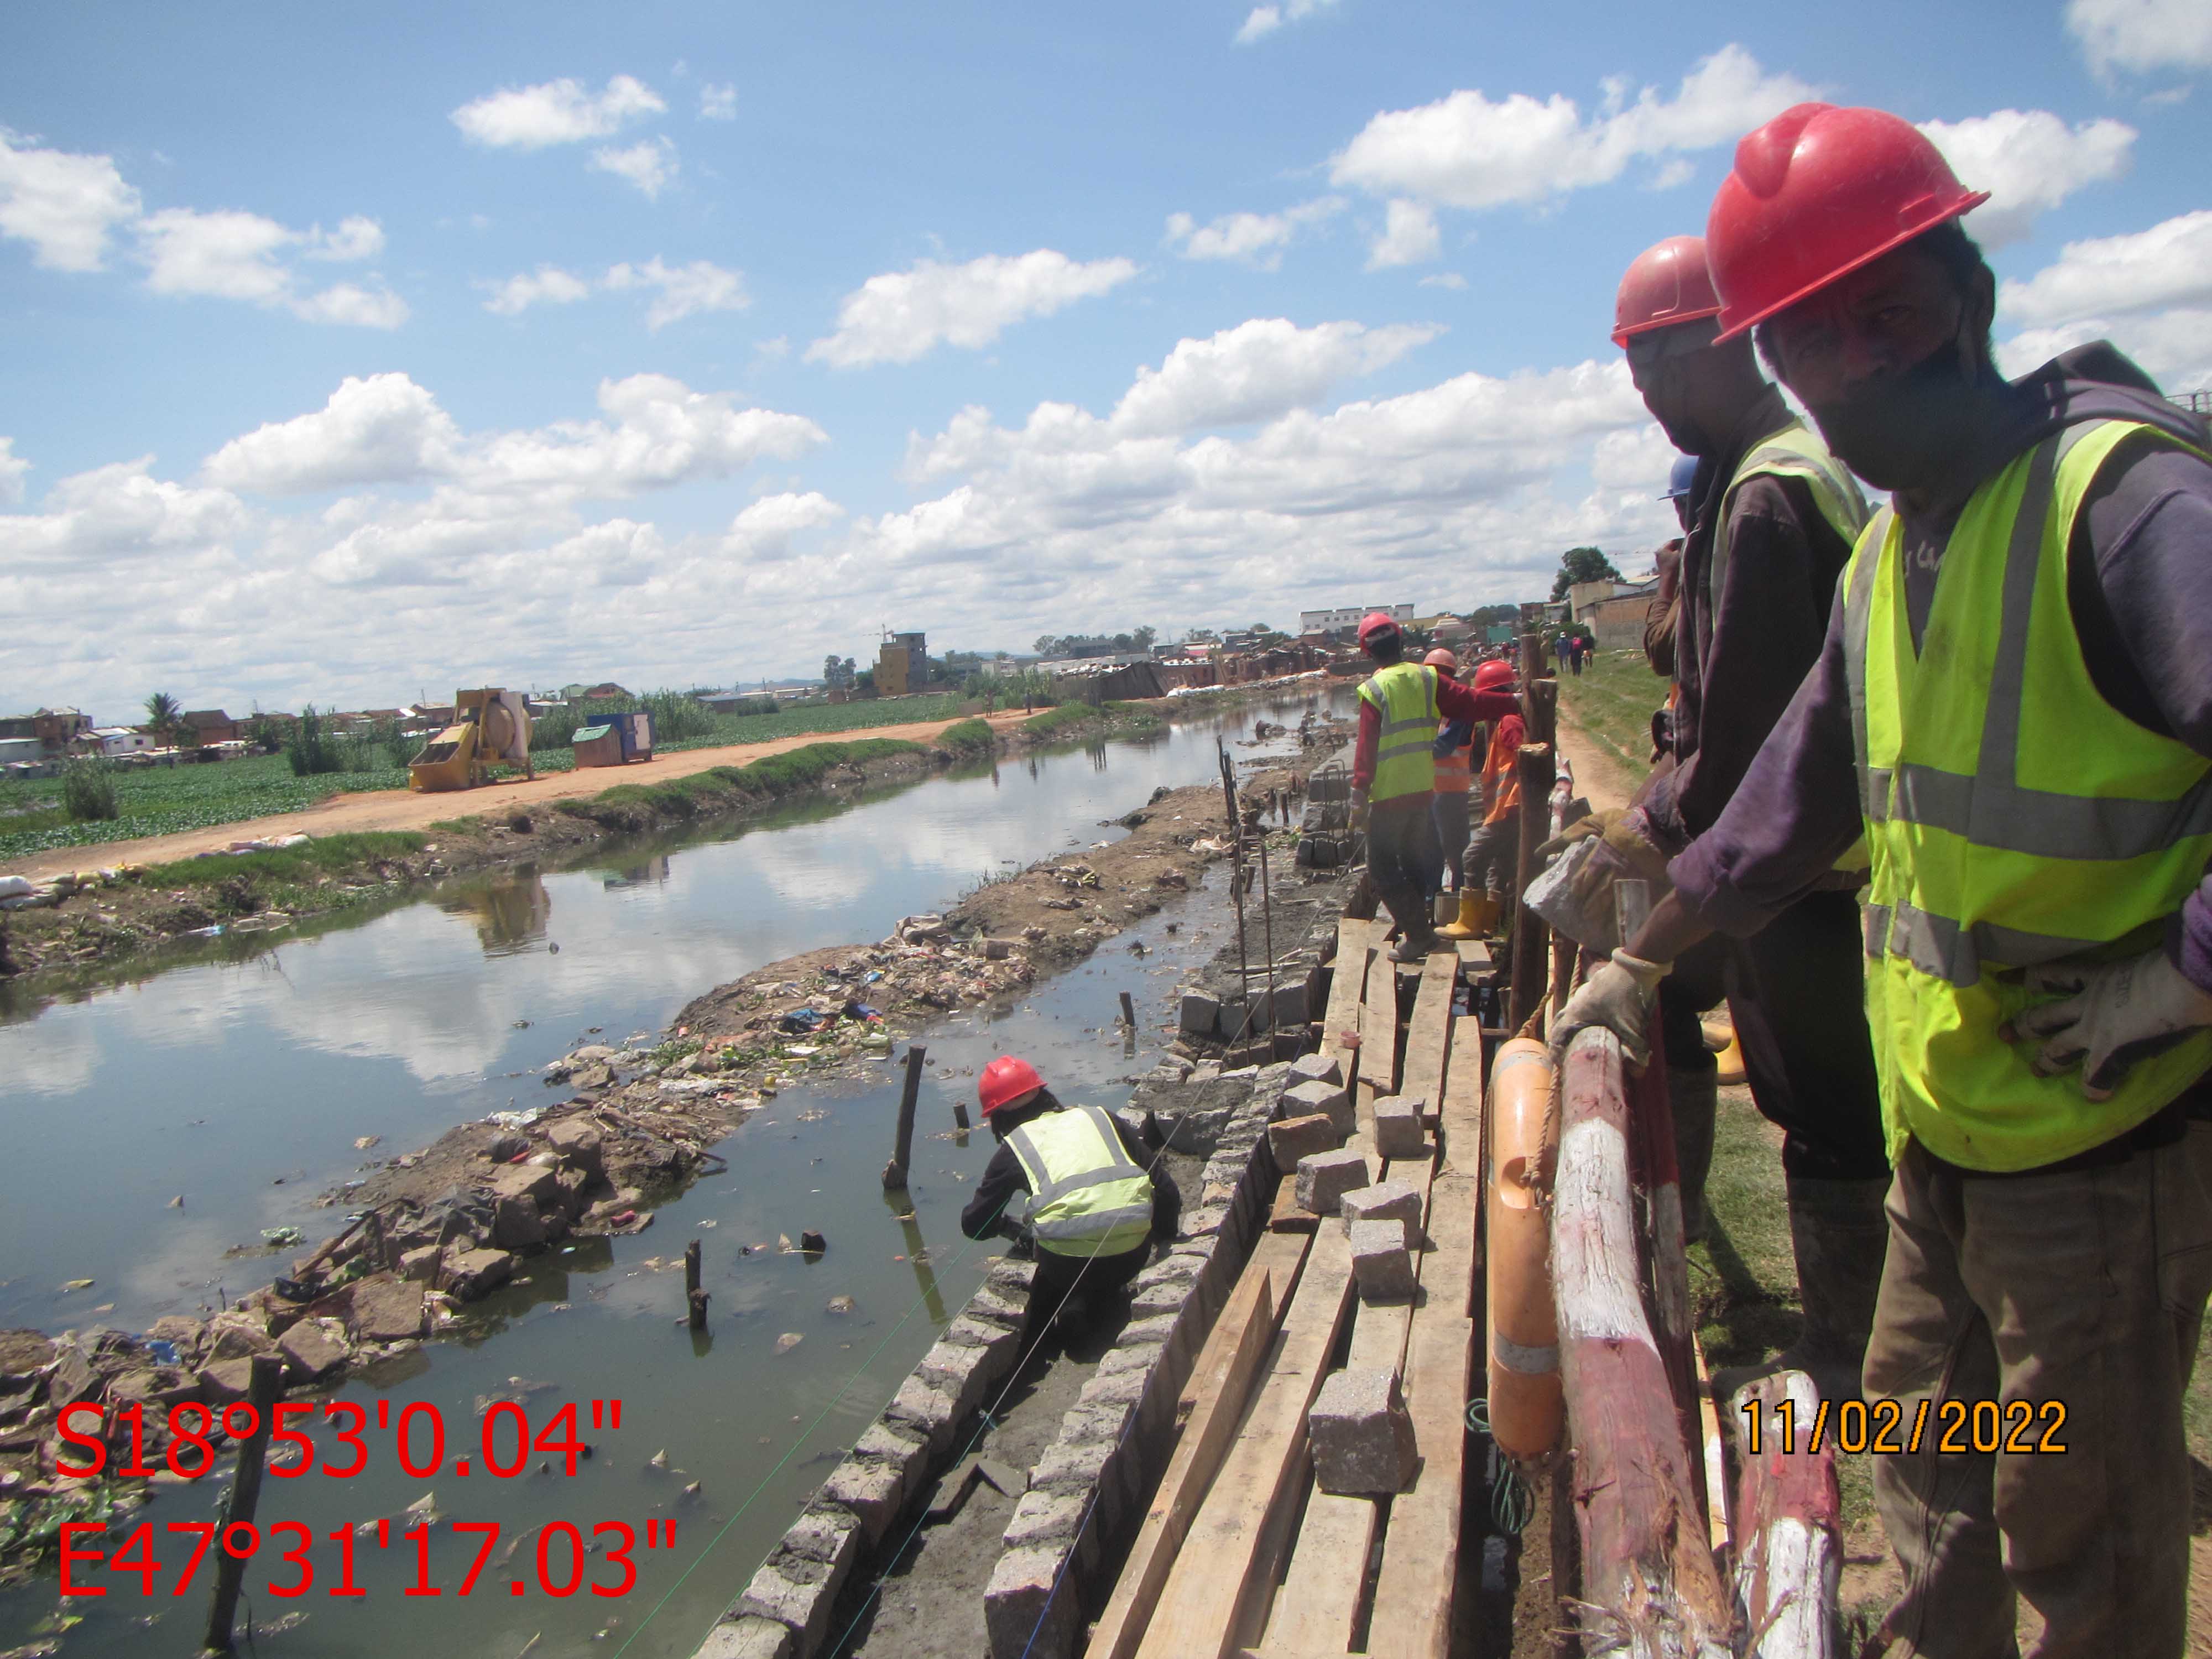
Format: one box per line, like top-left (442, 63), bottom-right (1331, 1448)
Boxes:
top-left (1732, 1370), bottom-right (1842, 1659)
top-left (1260, 1491), bottom-right (1380, 1655)
top-left (1399, 952), bottom-right (1458, 1128)
top-left (1353, 944), bottom-right (1401, 1134)
top-left (1365, 1310), bottom-right (1477, 1659)
top-left (1092, 1254), bottom-right (1294, 1659)
top-left (1453, 937), bottom-right (1494, 972)
top-left (1438, 1019), bottom-right (1487, 1179)
top-left (1318, 920), bottom-right (1376, 1089)
top-left (1232, 1441), bottom-right (1312, 1652)
top-left (1139, 1225), bottom-right (1360, 1659)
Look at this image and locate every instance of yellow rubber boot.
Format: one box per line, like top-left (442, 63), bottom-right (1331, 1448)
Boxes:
top-left (1714, 1031), bottom-right (1746, 1086)
top-left (1438, 889), bottom-right (1482, 939)
top-left (1472, 893), bottom-right (1503, 937)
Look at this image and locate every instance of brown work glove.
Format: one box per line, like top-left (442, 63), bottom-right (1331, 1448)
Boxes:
top-left (1535, 807), bottom-right (1671, 914)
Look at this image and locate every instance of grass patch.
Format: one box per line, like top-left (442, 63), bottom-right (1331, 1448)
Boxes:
top-left (142, 832), bottom-right (430, 890)
top-left (1019, 703), bottom-right (1101, 740)
top-left (1103, 700), bottom-right (1166, 731)
top-left (936, 718), bottom-right (996, 756)
top-left (555, 738), bottom-right (926, 832)
top-left (1555, 648), bottom-right (1668, 774)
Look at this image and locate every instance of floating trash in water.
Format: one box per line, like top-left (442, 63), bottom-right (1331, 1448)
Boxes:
top-left (774, 1333), bottom-right (804, 1354)
top-left (261, 1226), bottom-right (303, 1248)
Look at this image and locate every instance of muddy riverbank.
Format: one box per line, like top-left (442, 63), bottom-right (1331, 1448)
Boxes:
top-left (0, 698), bottom-right (1218, 982)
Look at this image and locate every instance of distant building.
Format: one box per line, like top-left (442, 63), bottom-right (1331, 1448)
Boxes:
top-left (1298, 604), bottom-right (1415, 638)
top-left (877, 632), bottom-right (927, 697)
top-left (181, 709), bottom-right (239, 747)
top-left (0, 735), bottom-right (45, 766)
top-left (33, 707), bottom-right (93, 754)
top-left (1574, 577), bottom-right (1660, 651)
top-left (91, 727), bottom-right (154, 757)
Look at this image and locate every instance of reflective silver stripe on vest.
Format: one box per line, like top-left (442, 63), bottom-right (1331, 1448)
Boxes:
top-left (1844, 427), bottom-right (2212, 862)
top-left (1364, 669), bottom-right (1443, 767)
top-left (1029, 1202), bottom-right (1155, 1243)
top-left (1861, 900), bottom-right (2106, 986)
top-left (1710, 432), bottom-right (1864, 612)
top-left (1010, 1105), bottom-right (1149, 1206)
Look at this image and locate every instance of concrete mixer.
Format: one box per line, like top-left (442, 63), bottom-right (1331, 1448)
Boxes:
top-left (406, 688), bottom-right (534, 791)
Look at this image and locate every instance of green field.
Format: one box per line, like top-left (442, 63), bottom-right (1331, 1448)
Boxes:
top-left (0, 695), bottom-right (973, 862)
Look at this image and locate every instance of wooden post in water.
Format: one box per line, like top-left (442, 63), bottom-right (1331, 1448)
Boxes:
top-left (1119, 991), bottom-right (1136, 1028)
top-left (203, 1354), bottom-right (284, 1653)
top-left (684, 1239), bottom-right (707, 1329)
top-left (883, 1045), bottom-right (927, 1190)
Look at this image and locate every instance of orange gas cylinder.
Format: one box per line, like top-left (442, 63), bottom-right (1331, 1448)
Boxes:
top-left (1485, 1036), bottom-right (1562, 1459)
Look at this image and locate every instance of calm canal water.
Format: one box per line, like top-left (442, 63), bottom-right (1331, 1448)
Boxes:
top-left (0, 694), bottom-right (1332, 1657)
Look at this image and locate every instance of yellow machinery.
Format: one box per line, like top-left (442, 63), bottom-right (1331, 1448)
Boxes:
top-left (407, 688), bottom-right (531, 792)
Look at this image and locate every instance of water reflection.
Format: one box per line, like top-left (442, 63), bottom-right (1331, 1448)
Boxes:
top-left (439, 863), bottom-right (553, 956)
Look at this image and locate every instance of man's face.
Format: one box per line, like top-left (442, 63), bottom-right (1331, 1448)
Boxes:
top-left (1625, 321), bottom-right (1718, 454)
top-left (1762, 245), bottom-right (1985, 490)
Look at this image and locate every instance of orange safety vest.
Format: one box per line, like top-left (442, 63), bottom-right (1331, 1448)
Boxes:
top-left (1434, 723), bottom-right (1473, 795)
top-left (1481, 718), bottom-right (1524, 826)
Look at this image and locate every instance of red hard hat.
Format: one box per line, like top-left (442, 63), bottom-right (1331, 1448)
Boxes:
top-left (978, 1055), bottom-right (1044, 1118)
top-left (1423, 648), bottom-right (1459, 674)
top-left (1472, 660), bottom-right (1515, 692)
top-left (1611, 235), bottom-right (1723, 346)
top-left (1707, 103), bottom-right (1990, 343)
top-left (1357, 612), bottom-right (1401, 646)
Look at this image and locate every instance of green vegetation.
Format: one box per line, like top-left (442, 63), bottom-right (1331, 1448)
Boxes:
top-left (143, 691), bottom-right (188, 752)
top-left (1555, 647), bottom-right (1665, 774)
top-left (958, 665), bottom-right (1058, 711)
top-left (1551, 544), bottom-right (1624, 601)
top-left (0, 752), bottom-right (414, 860)
top-left (143, 831), bottom-right (429, 891)
top-left (285, 706), bottom-right (346, 776)
top-left (60, 761), bottom-right (118, 823)
top-left (1019, 704), bottom-right (1099, 740)
top-left (935, 718), bottom-right (996, 757)
top-left (555, 738), bottom-right (926, 831)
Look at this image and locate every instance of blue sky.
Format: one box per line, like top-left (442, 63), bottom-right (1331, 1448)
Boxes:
top-left (3, 1), bottom-right (2208, 718)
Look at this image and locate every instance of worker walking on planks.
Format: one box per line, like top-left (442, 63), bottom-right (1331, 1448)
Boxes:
top-left (1557, 102), bottom-right (2212, 1655)
top-left (1552, 222), bottom-right (1887, 1376)
top-left (959, 1055), bottom-right (1180, 1338)
top-left (1447, 659), bottom-right (1525, 940)
top-left (1349, 613), bottom-right (1523, 961)
top-left (1426, 647), bottom-right (1478, 924)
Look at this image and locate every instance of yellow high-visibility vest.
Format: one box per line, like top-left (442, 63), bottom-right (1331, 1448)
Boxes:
top-left (1843, 419), bottom-right (2212, 1171)
top-left (1358, 662), bottom-right (1442, 804)
top-left (1004, 1105), bottom-right (1156, 1258)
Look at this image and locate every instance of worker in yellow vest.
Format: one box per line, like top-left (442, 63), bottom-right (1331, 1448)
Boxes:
top-left (1557, 103), bottom-right (2212, 1653)
top-left (1563, 228), bottom-right (1887, 1383)
top-left (1350, 614), bottom-right (1521, 961)
top-left (960, 1056), bottom-right (1178, 1337)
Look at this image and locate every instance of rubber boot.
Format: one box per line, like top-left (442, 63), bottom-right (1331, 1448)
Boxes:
top-left (1472, 893), bottom-right (1503, 937)
top-left (1718, 1175), bottom-right (1890, 1405)
top-left (1386, 884), bottom-right (1441, 961)
top-left (1434, 891), bottom-right (1459, 927)
top-left (1438, 890), bottom-right (1483, 940)
top-left (1667, 1067), bottom-right (1718, 1245)
top-left (1713, 1031), bottom-right (1746, 1087)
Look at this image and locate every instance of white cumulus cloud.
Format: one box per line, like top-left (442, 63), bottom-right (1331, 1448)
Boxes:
top-left (807, 249), bottom-right (1140, 368)
top-left (1235, 0), bottom-right (1338, 44)
top-left (1164, 197), bottom-right (1343, 267)
top-left (0, 127), bottom-right (141, 270)
top-left (1331, 45), bottom-right (1814, 211)
top-left (1106, 318), bottom-right (1443, 439)
top-left (482, 257), bottom-right (746, 330)
top-left (450, 74), bottom-right (666, 149)
top-left (303, 215), bottom-right (386, 262)
top-left (591, 136), bottom-right (679, 199)
top-left (2001, 209), bottom-right (2212, 326)
top-left (699, 84), bottom-right (738, 121)
top-left (1365, 199), bottom-right (1441, 270)
top-left (202, 374), bottom-right (462, 495)
top-left (1919, 110), bottom-right (2134, 248)
top-left (136, 206), bottom-right (406, 327)
top-left (482, 265), bottom-right (596, 316)
top-left (0, 437), bottom-right (28, 504)
top-left (2067, 0), bottom-right (2212, 78)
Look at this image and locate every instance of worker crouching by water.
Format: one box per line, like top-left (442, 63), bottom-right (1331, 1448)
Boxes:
top-left (959, 1056), bottom-right (1181, 1339)
top-left (1350, 613), bottom-right (1523, 962)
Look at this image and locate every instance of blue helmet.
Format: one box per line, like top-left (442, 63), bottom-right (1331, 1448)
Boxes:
top-left (1660, 454), bottom-right (1698, 500)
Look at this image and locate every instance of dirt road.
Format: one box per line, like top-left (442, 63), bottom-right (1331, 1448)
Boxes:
top-left (4, 709), bottom-right (1032, 883)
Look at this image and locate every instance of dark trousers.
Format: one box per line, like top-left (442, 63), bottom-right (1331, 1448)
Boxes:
top-left (1366, 797), bottom-right (1443, 937)
top-left (1657, 888), bottom-right (1887, 1182)
top-left (1464, 814), bottom-right (1519, 899)
top-left (1432, 791), bottom-right (1471, 891)
top-left (1029, 1241), bottom-right (1150, 1327)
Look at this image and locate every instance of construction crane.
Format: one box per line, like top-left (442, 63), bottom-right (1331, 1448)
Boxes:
top-left (407, 688), bottom-right (534, 792)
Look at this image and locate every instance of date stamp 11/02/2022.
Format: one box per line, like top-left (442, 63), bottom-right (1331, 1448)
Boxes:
top-left (54, 1395), bottom-right (669, 1600)
top-left (1740, 1395), bottom-right (2070, 1458)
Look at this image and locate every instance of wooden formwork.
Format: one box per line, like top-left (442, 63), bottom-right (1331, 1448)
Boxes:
top-left (1089, 919), bottom-right (1489, 1659)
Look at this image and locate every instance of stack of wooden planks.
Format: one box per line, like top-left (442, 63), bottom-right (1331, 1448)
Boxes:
top-left (1089, 919), bottom-right (1489, 1659)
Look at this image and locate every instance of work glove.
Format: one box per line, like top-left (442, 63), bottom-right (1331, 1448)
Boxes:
top-left (2003, 948), bottom-right (2212, 1101)
top-left (1547, 948), bottom-right (1672, 1070)
top-left (1349, 787), bottom-right (1371, 833)
top-left (1534, 808), bottom-right (1672, 917)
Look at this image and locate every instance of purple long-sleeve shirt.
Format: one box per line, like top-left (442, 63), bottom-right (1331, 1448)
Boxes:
top-left (1669, 345), bottom-right (2212, 995)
